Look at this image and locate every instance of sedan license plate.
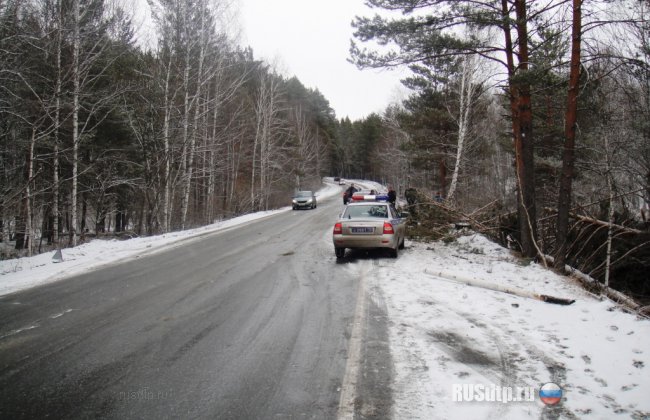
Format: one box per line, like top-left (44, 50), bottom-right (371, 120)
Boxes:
top-left (351, 227), bottom-right (374, 234)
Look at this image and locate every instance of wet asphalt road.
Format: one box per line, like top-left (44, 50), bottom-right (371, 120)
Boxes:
top-left (0, 193), bottom-right (392, 419)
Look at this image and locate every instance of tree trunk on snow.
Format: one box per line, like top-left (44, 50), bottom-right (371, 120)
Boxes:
top-left (162, 55), bottom-right (172, 233)
top-left (603, 134), bottom-right (616, 288)
top-left (80, 192), bottom-right (87, 239)
top-left (24, 128), bottom-right (36, 256)
top-left (555, 0), bottom-right (582, 269)
top-left (179, 29), bottom-right (192, 230)
top-left (438, 156), bottom-right (447, 198)
top-left (1, 205), bottom-right (9, 258)
top-left (52, 0), bottom-right (62, 246)
top-left (514, 0), bottom-right (537, 259)
top-left (251, 101), bottom-right (261, 211)
top-left (502, 0), bottom-right (538, 258)
top-left (205, 94), bottom-right (219, 223)
top-left (70, 0), bottom-right (81, 247)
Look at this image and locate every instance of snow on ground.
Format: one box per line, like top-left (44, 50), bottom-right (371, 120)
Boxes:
top-left (374, 233), bottom-right (650, 419)
top-left (0, 181), bottom-right (342, 297)
top-left (2, 178), bottom-right (648, 419)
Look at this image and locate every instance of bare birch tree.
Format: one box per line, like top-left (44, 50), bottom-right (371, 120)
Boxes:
top-left (179, 0), bottom-right (207, 230)
top-left (69, 0), bottom-right (81, 246)
top-left (251, 70), bottom-right (285, 211)
top-left (446, 54), bottom-right (483, 203)
top-left (68, 0), bottom-right (129, 246)
top-left (291, 106), bottom-right (321, 190)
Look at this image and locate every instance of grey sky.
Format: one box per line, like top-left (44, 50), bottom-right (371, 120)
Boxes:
top-left (238, 0), bottom-right (408, 120)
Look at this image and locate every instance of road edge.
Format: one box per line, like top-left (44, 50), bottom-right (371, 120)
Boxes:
top-left (337, 266), bottom-right (368, 419)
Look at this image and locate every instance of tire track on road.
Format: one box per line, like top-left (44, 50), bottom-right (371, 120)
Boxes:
top-left (337, 262), bottom-right (371, 419)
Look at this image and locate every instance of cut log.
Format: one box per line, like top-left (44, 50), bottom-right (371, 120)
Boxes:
top-left (423, 269), bottom-right (575, 305)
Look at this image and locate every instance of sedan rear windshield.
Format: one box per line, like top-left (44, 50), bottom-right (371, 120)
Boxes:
top-left (343, 205), bottom-right (389, 219)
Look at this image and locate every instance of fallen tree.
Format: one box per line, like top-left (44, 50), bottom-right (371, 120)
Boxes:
top-left (400, 188), bottom-right (649, 309)
top-left (423, 269), bottom-right (575, 305)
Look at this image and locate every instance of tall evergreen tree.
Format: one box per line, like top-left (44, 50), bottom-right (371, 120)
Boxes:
top-left (350, 0), bottom-right (541, 256)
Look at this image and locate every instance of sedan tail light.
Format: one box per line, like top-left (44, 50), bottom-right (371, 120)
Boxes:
top-left (383, 221), bottom-right (394, 234)
top-left (333, 222), bottom-right (343, 234)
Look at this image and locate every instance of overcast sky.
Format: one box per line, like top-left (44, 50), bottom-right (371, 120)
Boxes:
top-left (238, 0), bottom-right (409, 120)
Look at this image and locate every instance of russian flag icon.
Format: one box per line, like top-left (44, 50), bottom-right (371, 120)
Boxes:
top-left (539, 382), bottom-right (563, 405)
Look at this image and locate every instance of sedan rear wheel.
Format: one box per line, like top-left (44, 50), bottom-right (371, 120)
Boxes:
top-left (389, 246), bottom-right (398, 258)
top-left (335, 248), bottom-right (345, 259)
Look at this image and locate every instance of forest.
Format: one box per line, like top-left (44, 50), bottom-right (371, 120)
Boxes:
top-left (1, 1), bottom-right (648, 303)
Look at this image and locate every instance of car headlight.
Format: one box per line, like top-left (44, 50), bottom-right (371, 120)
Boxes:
top-left (306, 199), bottom-right (313, 203)
top-left (292, 199), bottom-right (298, 204)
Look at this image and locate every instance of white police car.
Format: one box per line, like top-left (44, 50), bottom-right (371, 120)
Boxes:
top-left (332, 193), bottom-right (406, 259)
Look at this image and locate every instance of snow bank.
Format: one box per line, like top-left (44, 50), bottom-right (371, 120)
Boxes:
top-left (374, 233), bottom-right (650, 419)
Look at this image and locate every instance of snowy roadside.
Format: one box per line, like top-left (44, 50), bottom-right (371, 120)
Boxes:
top-left (347, 178), bottom-right (649, 417)
top-left (0, 181), bottom-right (343, 297)
top-left (372, 233), bottom-right (650, 419)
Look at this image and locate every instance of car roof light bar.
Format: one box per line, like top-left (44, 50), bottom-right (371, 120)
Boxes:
top-left (350, 194), bottom-right (389, 202)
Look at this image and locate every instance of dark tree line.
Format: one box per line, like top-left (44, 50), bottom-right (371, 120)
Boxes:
top-left (1, 0), bottom-right (337, 258)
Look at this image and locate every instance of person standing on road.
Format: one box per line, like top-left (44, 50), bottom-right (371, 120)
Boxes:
top-left (387, 185), bottom-right (397, 206)
top-left (344, 184), bottom-right (358, 204)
